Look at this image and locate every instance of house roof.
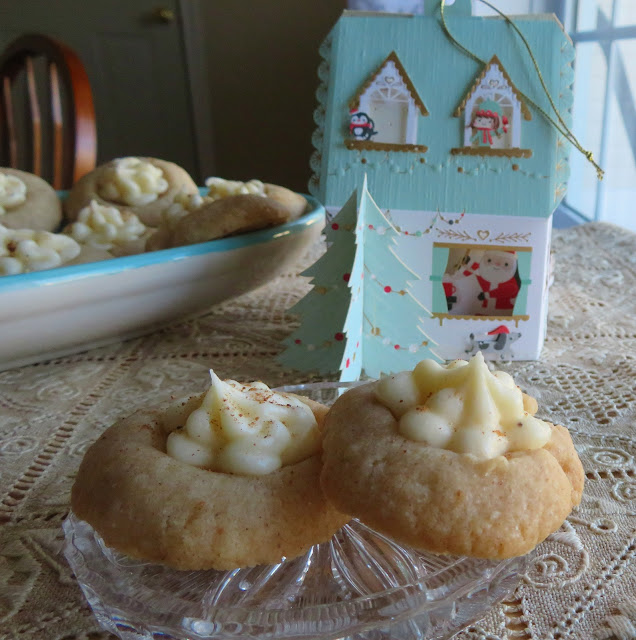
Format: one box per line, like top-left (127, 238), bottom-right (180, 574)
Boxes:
top-left (454, 55), bottom-right (532, 121)
top-left (349, 51), bottom-right (429, 117)
top-left (312, 11), bottom-right (574, 218)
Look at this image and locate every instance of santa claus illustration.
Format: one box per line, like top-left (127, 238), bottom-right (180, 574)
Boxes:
top-left (475, 250), bottom-right (520, 313)
top-left (442, 249), bottom-right (520, 316)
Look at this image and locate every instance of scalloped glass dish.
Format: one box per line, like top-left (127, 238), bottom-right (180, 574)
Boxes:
top-left (63, 382), bottom-right (528, 640)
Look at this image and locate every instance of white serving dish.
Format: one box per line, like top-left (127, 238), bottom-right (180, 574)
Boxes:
top-left (0, 196), bottom-right (324, 371)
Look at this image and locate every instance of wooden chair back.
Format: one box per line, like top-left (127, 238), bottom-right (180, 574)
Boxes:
top-left (0, 33), bottom-right (96, 189)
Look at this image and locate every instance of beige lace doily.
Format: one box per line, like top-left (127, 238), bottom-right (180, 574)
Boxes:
top-left (0, 222), bottom-right (634, 640)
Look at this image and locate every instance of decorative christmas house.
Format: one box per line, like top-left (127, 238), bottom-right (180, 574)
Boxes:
top-left (281, 0), bottom-right (574, 378)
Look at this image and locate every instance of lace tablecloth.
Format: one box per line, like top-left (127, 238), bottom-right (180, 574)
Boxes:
top-left (1, 222), bottom-right (635, 640)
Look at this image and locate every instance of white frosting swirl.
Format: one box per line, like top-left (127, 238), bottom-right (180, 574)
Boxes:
top-left (205, 177), bottom-right (266, 201)
top-left (0, 225), bottom-right (80, 275)
top-left (0, 173), bottom-right (27, 214)
top-left (166, 370), bottom-right (321, 475)
top-left (97, 157), bottom-right (169, 206)
top-left (374, 352), bottom-right (552, 459)
top-left (162, 188), bottom-right (206, 227)
top-left (66, 200), bottom-right (146, 250)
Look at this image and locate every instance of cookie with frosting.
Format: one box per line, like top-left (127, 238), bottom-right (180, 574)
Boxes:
top-left (0, 224), bottom-right (80, 276)
top-left (205, 177), bottom-right (308, 220)
top-left (146, 193), bottom-right (292, 251)
top-left (71, 371), bottom-right (349, 570)
top-left (0, 168), bottom-right (61, 231)
top-left (64, 157), bottom-right (198, 227)
top-left (320, 353), bottom-right (584, 559)
top-left (64, 199), bottom-right (153, 257)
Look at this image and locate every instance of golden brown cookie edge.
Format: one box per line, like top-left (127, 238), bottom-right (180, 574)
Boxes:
top-left (71, 392), bottom-right (349, 570)
top-left (320, 382), bottom-right (584, 559)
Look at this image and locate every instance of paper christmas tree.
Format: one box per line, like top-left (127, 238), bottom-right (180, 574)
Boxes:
top-left (278, 192), bottom-right (358, 376)
top-left (360, 187), bottom-right (439, 379)
top-left (279, 179), bottom-right (440, 380)
top-left (338, 203), bottom-right (364, 382)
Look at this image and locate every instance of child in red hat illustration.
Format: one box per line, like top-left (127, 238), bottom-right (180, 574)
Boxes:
top-left (469, 100), bottom-right (509, 147)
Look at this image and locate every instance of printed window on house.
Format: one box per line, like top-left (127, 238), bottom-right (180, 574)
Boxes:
top-left (455, 55), bottom-right (531, 155)
top-left (430, 243), bottom-right (532, 320)
top-left (347, 52), bottom-right (428, 152)
top-left (466, 94), bottom-right (516, 151)
top-left (361, 60), bottom-right (417, 145)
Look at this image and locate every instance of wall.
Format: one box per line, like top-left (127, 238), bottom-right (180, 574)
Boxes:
top-left (198, 0), bottom-right (345, 193)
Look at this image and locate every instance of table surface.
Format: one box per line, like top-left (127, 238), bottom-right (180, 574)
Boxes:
top-left (1, 222), bottom-right (635, 640)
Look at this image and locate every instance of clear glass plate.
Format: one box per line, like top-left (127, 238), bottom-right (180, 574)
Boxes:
top-left (63, 382), bottom-right (528, 640)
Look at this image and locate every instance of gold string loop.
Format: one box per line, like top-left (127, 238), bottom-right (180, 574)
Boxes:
top-left (440, 0), bottom-right (604, 181)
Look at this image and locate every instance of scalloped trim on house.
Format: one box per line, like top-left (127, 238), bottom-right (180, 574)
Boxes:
top-left (309, 33), bottom-right (332, 197)
top-left (554, 40), bottom-right (575, 205)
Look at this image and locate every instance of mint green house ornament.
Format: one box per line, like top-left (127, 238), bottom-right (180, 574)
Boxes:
top-left (303, 0), bottom-right (574, 370)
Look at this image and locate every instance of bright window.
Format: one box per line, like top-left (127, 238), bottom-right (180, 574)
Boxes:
top-left (359, 58), bottom-right (418, 144)
top-left (563, 0), bottom-right (636, 231)
top-left (476, 0), bottom-right (636, 231)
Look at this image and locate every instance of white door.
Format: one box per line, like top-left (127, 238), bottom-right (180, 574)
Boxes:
top-left (0, 0), bottom-right (202, 180)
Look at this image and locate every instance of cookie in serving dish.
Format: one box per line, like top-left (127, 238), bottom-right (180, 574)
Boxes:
top-left (205, 177), bottom-right (308, 220)
top-left (146, 193), bottom-right (293, 250)
top-left (320, 353), bottom-right (584, 559)
top-left (64, 157), bottom-right (199, 228)
top-left (64, 199), bottom-right (153, 257)
top-left (71, 371), bottom-right (350, 570)
top-left (0, 168), bottom-right (61, 231)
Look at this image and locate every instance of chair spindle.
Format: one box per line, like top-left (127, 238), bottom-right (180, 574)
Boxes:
top-left (49, 62), bottom-right (63, 189)
top-left (2, 75), bottom-right (17, 168)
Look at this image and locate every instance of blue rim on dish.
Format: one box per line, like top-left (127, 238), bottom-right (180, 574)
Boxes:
top-left (0, 194), bottom-right (325, 293)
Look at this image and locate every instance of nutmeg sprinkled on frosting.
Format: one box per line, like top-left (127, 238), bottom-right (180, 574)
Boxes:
top-left (374, 352), bottom-right (552, 459)
top-left (166, 370), bottom-right (320, 475)
top-left (0, 224), bottom-right (80, 275)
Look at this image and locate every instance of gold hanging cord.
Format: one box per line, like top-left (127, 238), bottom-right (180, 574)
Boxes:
top-left (440, 0), bottom-right (604, 180)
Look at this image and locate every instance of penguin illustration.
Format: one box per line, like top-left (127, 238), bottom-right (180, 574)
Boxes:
top-left (349, 110), bottom-right (378, 141)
